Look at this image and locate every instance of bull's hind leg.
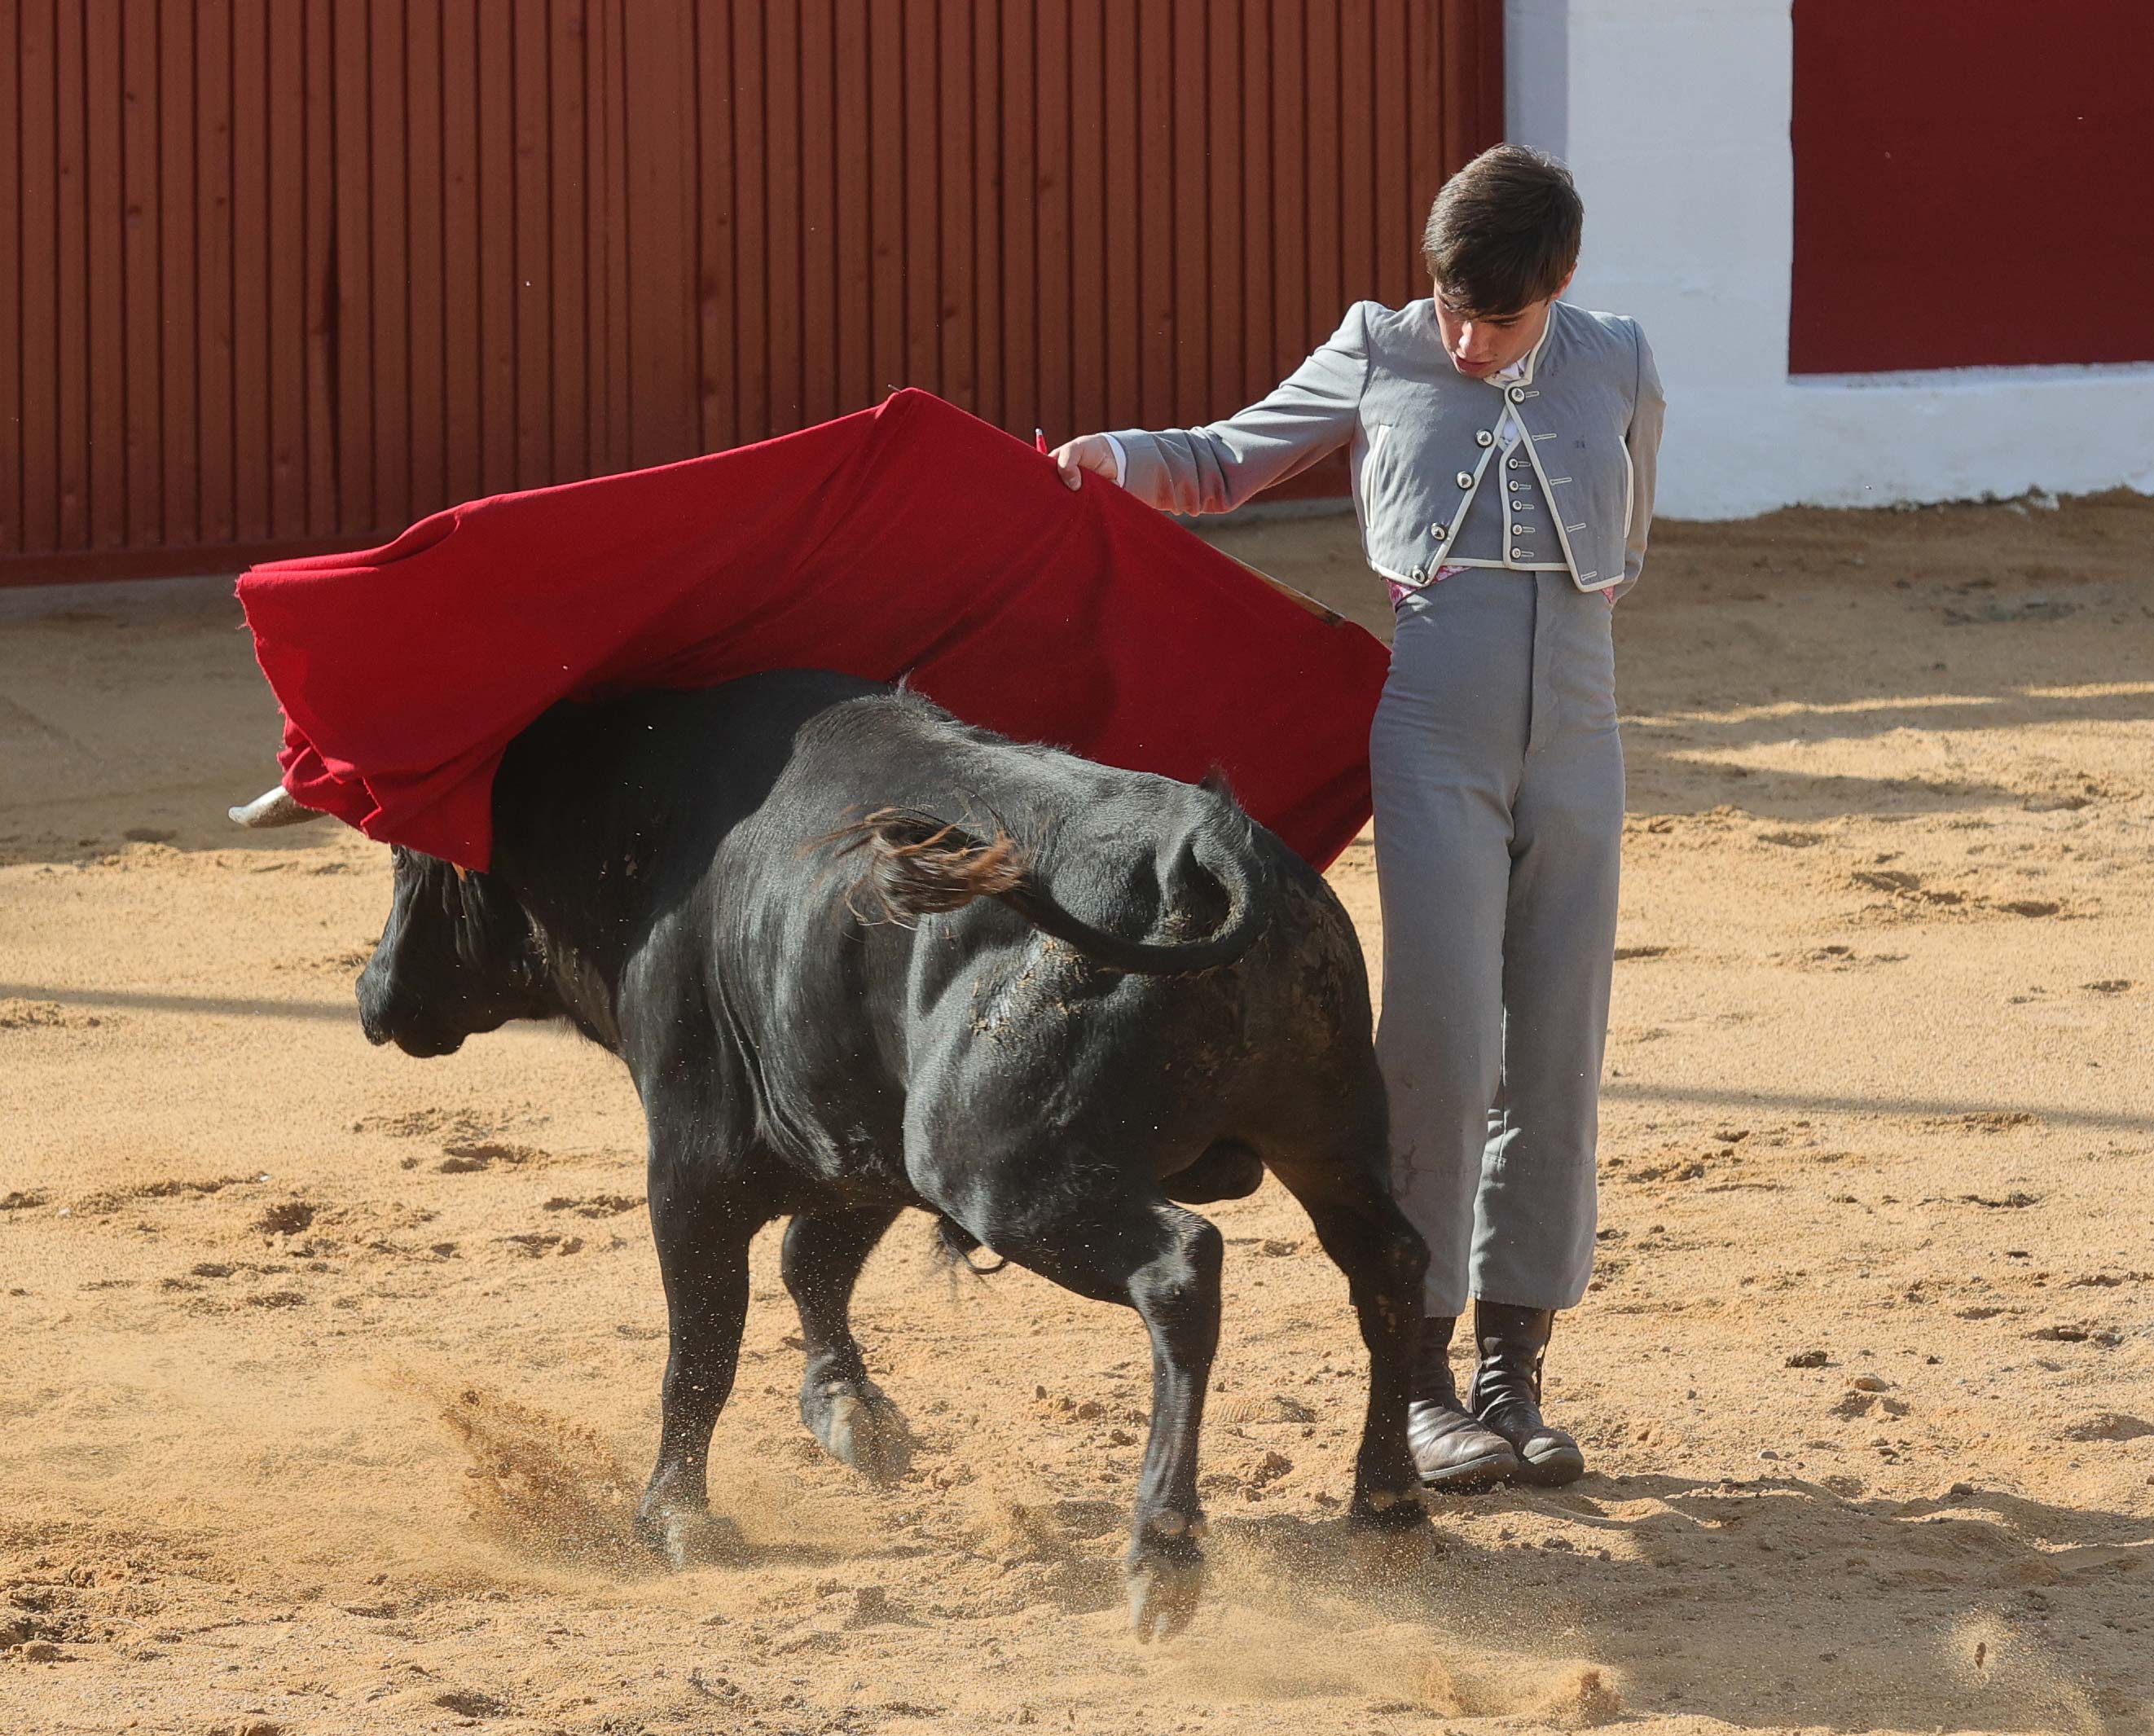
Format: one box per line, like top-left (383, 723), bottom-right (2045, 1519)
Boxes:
top-left (783, 1204), bottom-right (915, 1483)
top-left (1265, 1072), bottom-right (1431, 1534)
top-left (634, 1159), bottom-right (763, 1569)
top-left (984, 1192), bottom-right (1224, 1642)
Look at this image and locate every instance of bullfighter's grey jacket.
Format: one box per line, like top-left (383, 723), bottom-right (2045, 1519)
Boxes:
top-left (1107, 297), bottom-right (1664, 601)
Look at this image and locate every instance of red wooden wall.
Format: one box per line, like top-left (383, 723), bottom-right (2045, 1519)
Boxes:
top-left (0, 0), bottom-right (1503, 582)
top-left (1791, 0), bottom-right (2154, 375)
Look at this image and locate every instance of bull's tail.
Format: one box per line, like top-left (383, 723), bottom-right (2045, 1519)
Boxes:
top-left (820, 774), bottom-right (1271, 976)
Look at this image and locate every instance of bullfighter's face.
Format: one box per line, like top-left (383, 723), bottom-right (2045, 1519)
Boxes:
top-left (356, 847), bottom-right (548, 1057)
top-left (1431, 266), bottom-right (1574, 380)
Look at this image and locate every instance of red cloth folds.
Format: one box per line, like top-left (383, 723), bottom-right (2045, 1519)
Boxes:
top-left (239, 390), bottom-right (1388, 872)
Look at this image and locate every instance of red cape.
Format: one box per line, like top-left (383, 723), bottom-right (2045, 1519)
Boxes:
top-left (239, 390), bottom-right (1387, 873)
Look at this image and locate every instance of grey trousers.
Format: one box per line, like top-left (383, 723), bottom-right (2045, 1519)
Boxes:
top-left (1371, 569), bottom-right (1623, 1319)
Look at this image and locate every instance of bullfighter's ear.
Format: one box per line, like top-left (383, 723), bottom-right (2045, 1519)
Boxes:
top-left (452, 864), bottom-right (469, 882)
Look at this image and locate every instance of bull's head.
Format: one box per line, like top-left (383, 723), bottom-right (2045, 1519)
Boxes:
top-left (355, 846), bottom-right (553, 1057)
top-left (228, 783), bottom-right (551, 1057)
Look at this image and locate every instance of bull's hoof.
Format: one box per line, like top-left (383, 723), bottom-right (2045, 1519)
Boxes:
top-left (1124, 1527), bottom-right (1207, 1643)
top-left (634, 1501), bottom-right (745, 1571)
top-left (801, 1375), bottom-right (914, 1485)
top-left (1347, 1483), bottom-right (1430, 1531)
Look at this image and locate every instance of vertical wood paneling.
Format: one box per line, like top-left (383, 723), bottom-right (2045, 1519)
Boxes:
top-left (1374, 0), bottom-right (1409, 295)
top-left (1305, 1), bottom-right (1343, 350)
top-left (900, 4), bottom-right (938, 397)
top-left (158, 0), bottom-right (198, 547)
top-left (368, 0), bottom-right (410, 529)
top-left (1031, 0), bottom-right (1070, 441)
top-left (622, 0), bottom-right (694, 467)
top-left (1203, 2), bottom-right (1241, 418)
top-left (440, 0), bottom-right (481, 506)
top-left (692, 0), bottom-right (734, 455)
top-left (85, 0), bottom-right (124, 547)
top-left (511, 0), bottom-right (548, 486)
top-left (598, 0), bottom-right (629, 476)
top-left (935, 2), bottom-right (973, 414)
top-left (1136, 0), bottom-right (1173, 428)
top-left (55, 0), bottom-right (88, 549)
top-left (546, 0), bottom-right (587, 486)
top-left (728, 2), bottom-right (767, 448)
top-left (197, 0), bottom-right (235, 544)
top-left (1269, 0), bottom-right (1308, 384)
top-left (19, 0), bottom-right (60, 554)
top-left (763, 1), bottom-right (802, 433)
top-left (235, 0), bottom-right (271, 541)
top-left (1340, 0), bottom-right (1376, 298)
top-left (331, 0), bottom-right (374, 531)
top-left (301, 0), bottom-right (335, 534)
top-left (1098, 0), bottom-right (1136, 430)
top-left (798, 0), bottom-right (837, 427)
top-left (474, 0), bottom-right (512, 494)
top-left (121, 0), bottom-right (163, 545)
top-left (259, 3), bottom-right (299, 536)
top-left (1238, 0), bottom-right (1273, 406)
top-left (1169, 0), bottom-right (1207, 425)
top-left (968, 0), bottom-right (1001, 429)
top-left (995, 0), bottom-right (1034, 439)
top-left (832, 0), bottom-right (869, 420)
top-left (406, 0), bottom-right (446, 516)
top-left (0, 0), bottom-right (22, 555)
top-left (865, 1), bottom-right (902, 402)
top-left (5, 0), bottom-right (1501, 579)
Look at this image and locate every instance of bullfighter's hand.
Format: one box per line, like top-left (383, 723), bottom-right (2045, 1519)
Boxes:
top-left (1051, 435), bottom-right (1118, 492)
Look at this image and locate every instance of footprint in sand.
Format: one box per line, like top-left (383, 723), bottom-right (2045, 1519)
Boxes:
top-left (0, 998), bottom-right (118, 1031)
top-left (1781, 945), bottom-right (1909, 971)
top-left (351, 1105), bottom-right (511, 1142)
top-left (255, 1200), bottom-right (319, 1236)
top-left (436, 1141), bottom-right (552, 1174)
top-left (542, 1193), bottom-right (644, 1218)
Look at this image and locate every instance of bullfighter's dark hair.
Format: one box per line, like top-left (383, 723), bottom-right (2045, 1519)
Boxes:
top-left (1422, 143), bottom-right (1583, 317)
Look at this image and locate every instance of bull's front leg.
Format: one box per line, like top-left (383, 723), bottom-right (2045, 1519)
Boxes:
top-left (633, 1158), bottom-right (763, 1568)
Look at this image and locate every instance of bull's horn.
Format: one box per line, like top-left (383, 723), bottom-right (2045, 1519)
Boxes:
top-left (227, 786), bottom-right (327, 828)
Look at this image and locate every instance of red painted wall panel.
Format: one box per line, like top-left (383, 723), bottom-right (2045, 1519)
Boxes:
top-left (1791, 0), bottom-right (2154, 375)
top-left (3, 0), bottom-right (1502, 582)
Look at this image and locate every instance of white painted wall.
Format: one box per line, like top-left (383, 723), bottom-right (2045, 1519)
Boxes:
top-left (1504, 0), bottom-right (2154, 519)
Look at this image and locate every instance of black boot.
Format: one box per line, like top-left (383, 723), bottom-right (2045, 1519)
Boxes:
top-left (1406, 1314), bottom-right (1519, 1491)
top-left (1467, 1302), bottom-right (1586, 1487)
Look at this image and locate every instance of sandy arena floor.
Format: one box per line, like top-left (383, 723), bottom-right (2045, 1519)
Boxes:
top-left (2, 494), bottom-right (2152, 1735)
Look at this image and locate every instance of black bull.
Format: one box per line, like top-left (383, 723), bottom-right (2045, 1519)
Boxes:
top-left (354, 669), bottom-right (1431, 1637)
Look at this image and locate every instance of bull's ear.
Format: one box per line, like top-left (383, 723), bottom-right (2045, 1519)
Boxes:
top-left (1198, 766), bottom-right (1237, 800)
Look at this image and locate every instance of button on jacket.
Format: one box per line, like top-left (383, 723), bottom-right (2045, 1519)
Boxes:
top-left (1106, 297), bottom-right (1664, 602)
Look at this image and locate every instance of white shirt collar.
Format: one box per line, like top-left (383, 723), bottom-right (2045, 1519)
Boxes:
top-left (1513, 300), bottom-right (1558, 387)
